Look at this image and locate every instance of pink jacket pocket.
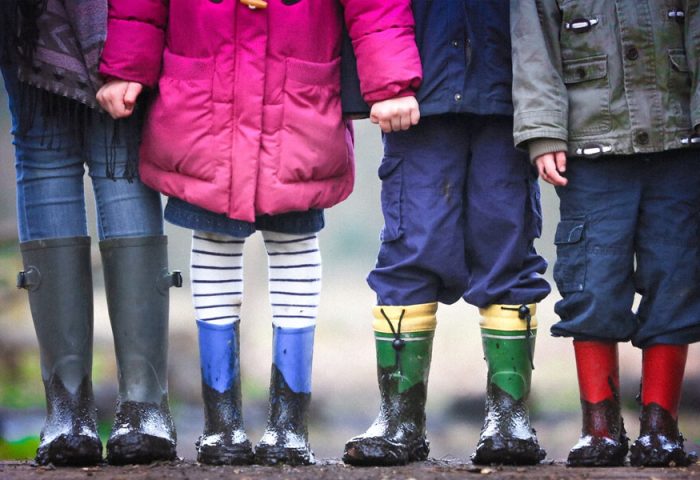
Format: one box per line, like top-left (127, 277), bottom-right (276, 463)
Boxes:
top-left (277, 57), bottom-right (350, 184)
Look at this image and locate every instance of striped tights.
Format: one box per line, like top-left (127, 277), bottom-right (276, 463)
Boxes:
top-left (190, 230), bottom-right (321, 329)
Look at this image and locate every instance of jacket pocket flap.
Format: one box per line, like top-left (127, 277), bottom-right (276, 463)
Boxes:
top-left (563, 55), bottom-right (608, 84)
top-left (161, 49), bottom-right (214, 81)
top-left (669, 50), bottom-right (689, 72)
top-left (286, 57), bottom-right (341, 87)
top-left (554, 219), bottom-right (585, 245)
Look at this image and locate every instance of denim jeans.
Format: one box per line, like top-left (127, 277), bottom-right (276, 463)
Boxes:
top-left (2, 66), bottom-right (163, 242)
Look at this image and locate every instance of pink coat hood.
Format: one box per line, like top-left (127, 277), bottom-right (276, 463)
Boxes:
top-left (100, 0), bottom-right (422, 222)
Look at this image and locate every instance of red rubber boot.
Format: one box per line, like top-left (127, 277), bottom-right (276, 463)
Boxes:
top-left (630, 345), bottom-right (696, 467)
top-left (567, 341), bottom-right (628, 467)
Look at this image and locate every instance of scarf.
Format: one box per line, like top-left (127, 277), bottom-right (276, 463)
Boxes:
top-left (4, 0), bottom-right (139, 180)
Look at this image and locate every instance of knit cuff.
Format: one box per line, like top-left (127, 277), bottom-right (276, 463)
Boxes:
top-left (528, 138), bottom-right (568, 163)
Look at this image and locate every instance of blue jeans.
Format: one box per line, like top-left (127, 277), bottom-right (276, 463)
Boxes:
top-left (2, 66), bottom-right (163, 242)
top-left (368, 114), bottom-right (550, 307)
top-left (551, 150), bottom-right (700, 347)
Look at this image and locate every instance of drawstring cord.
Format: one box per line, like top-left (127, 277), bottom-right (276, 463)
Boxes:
top-left (380, 308), bottom-right (406, 375)
top-left (502, 305), bottom-right (535, 370)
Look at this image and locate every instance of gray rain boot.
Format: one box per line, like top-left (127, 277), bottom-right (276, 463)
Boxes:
top-left (17, 237), bottom-right (103, 466)
top-left (100, 236), bottom-right (182, 465)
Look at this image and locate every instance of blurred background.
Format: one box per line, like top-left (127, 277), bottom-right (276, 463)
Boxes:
top-left (0, 84), bottom-right (698, 463)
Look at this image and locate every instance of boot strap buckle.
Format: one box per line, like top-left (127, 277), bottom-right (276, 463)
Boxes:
top-left (157, 270), bottom-right (183, 293)
top-left (17, 267), bottom-right (40, 290)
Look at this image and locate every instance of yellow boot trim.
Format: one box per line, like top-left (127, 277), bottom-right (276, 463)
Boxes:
top-left (479, 304), bottom-right (538, 331)
top-left (372, 303), bottom-right (438, 334)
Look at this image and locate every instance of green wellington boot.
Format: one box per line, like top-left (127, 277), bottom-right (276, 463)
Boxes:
top-left (471, 304), bottom-right (546, 465)
top-left (18, 237), bottom-right (103, 466)
top-left (100, 236), bottom-right (181, 465)
top-left (343, 303), bottom-right (437, 466)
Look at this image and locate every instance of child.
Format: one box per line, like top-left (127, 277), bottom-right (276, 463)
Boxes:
top-left (511, 0), bottom-right (700, 467)
top-left (97, 0), bottom-right (422, 466)
top-left (1, 0), bottom-right (180, 466)
top-left (342, 0), bottom-right (551, 466)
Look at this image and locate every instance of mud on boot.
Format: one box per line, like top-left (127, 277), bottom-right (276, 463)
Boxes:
top-left (567, 398), bottom-right (628, 467)
top-left (630, 403), bottom-right (697, 467)
top-left (471, 384), bottom-right (545, 465)
top-left (342, 376), bottom-right (430, 466)
top-left (35, 376), bottom-right (103, 466)
top-left (254, 365), bottom-right (315, 466)
top-left (106, 399), bottom-right (176, 465)
top-left (195, 383), bottom-right (254, 465)
top-left (343, 304), bottom-right (436, 466)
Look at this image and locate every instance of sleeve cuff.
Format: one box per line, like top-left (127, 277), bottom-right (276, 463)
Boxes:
top-left (528, 138), bottom-right (568, 163)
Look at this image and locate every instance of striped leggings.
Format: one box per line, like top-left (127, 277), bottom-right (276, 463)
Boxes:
top-left (190, 230), bottom-right (321, 329)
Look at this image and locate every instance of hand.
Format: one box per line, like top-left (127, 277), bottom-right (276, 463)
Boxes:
top-left (535, 151), bottom-right (568, 186)
top-left (369, 96), bottom-right (420, 133)
top-left (96, 80), bottom-right (143, 119)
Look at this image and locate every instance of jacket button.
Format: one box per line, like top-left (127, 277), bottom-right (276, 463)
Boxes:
top-left (636, 131), bottom-right (649, 145)
top-left (452, 40), bottom-right (460, 48)
top-left (625, 46), bottom-right (639, 61)
top-left (454, 93), bottom-right (463, 102)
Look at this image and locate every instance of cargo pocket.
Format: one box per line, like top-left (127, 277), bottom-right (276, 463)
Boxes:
top-left (278, 57), bottom-right (350, 183)
top-left (553, 218), bottom-right (586, 293)
top-left (378, 155), bottom-right (403, 242)
top-left (563, 55), bottom-right (611, 138)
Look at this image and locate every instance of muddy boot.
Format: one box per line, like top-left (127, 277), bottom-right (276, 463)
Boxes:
top-left (195, 320), bottom-right (254, 465)
top-left (100, 236), bottom-right (181, 465)
top-left (255, 325), bottom-right (316, 465)
top-left (630, 345), bottom-right (697, 467)
top-left (18, 237), bottom-right (103, 466)
top-left (472, 304), bottom-right (545, 465)
top-left (567, 341), bottom-right (628, 467)
top-left (343, 303), bottom-right (436, 466)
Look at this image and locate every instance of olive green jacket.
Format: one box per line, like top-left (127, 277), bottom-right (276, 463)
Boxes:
top-left (511, 0), bottom-right (700, 160)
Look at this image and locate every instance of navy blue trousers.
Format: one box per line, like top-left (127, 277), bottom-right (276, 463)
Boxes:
top-left (552, 150), bottom-right (700, 347)
top-left (368, 114), bottom-right (550, 307)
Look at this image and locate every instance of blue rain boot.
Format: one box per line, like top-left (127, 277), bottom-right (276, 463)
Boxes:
top-left (195, 320), bottom-right (254, 465)
top-left (254, 325), bottom-right (315, 465)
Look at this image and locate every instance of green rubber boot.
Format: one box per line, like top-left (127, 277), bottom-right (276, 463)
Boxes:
top-left (100, 236), bottom-right (182, 465)
top-left (18, 237), bottom-right (103, 466)
top-left (343, 303), bottom-right (436, 466)
top-left (472, 304), bottom-right (546, 465)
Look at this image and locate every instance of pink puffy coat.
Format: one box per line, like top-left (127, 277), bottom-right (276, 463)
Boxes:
top-left (100, 0), bottom-right (422, 222)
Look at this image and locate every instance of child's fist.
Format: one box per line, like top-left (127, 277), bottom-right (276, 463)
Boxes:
top-left (96, 80), bottom-right (143, 119)
top-left (369, 96), bottom-right (420, 133)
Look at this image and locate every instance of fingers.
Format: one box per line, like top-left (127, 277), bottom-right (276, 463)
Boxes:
top-left (535, 152), bottom-right (568, 186)
top-left (96, 80), bottom-right (142, 119)
top-left (123, 82), bottom-right (143, 111)
top-left (369, 96), bottom-right (420, 133)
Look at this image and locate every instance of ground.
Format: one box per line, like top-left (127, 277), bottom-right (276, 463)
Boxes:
top-left (1, 459), bottom-right (700, 480)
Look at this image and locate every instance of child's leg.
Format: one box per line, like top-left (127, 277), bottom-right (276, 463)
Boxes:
top-left (191, 230), bottom-right (253, 465)
top-left (464, 116), bottom-right (549, 465)
top-left (550, 156), bottom-right (641, 465)
top-left (346, 116), bottom-right (469, 465)
top-left (629, 150), bottom-right (700, 467)
top-left (255, 231), bottom-right (321, 466)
